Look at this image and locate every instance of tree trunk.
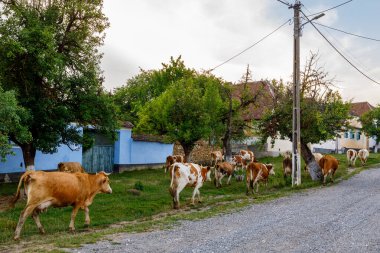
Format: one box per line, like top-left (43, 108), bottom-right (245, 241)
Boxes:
top-left (222, 90), bottom-right (233, 162)
top-left (20, 143), bottom-right (36, 171)
top-left (300, 141), bottom-right (322, 181)
top-left (181, 143), bottom-right (194, 163)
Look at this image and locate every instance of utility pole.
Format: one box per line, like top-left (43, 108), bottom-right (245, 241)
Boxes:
top-left (292, 0), bottom-right (302, 186)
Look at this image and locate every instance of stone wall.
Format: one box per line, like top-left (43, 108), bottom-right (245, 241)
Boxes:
top-left (173, 141), bottom-right (223, 166)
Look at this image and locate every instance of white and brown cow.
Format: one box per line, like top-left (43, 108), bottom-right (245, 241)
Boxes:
top-left (232, 155), bottom-right (248, 170)
top-left (169, 163), bottom-right (210, 209)
top-left (240, 149), bottom-right (255, 162)
top-left (346, 149), bottom-right (357, 167)
top-left (57, 162), bottom-right (85, 173)
top-left (246, 162), bottom-right (275, 194)
top-left (10, 171), bottom-right (112, 240)
top-left (214, 161), bottom-right (236, 188)
top-left (358, 149), bottom-right (369, 166)
top-left (319, 155), bottom-right (339, 185)
top-left (210, 151), bottom-right (224, 166)
top-left (165, 155), bottom-right (185, 173)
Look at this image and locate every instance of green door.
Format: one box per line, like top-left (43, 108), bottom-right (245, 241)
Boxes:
top-left (83, 145), bottom-right (114, 173)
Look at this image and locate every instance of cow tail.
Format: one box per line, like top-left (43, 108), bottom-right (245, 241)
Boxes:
top-left (9, 171), bottom-right (32, 208)
top-left (170, 165), bottom-right (178, 188)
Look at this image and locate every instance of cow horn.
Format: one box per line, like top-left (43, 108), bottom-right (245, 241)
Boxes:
top-left (104, 172), bottom-right (111, 176)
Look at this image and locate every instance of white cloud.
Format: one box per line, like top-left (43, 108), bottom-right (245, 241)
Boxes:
top-left (100, 0), bottom-right (380, 105)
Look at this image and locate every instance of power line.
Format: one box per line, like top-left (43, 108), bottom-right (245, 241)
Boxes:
top-left (209, 19), bottom-right (291, 72)
top-left (276, 0), bottom-right (291, 7)
top-left (306, 0), bottom-right (353, 17)
top-left (300, 10), bottom-right (380, 86)
top-left (314, 22), bottom-right (380, 42)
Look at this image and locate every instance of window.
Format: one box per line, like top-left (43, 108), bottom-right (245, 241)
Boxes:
top-left (356, 131), bottom-right (361, 140)
top-left (350, 131), bottom-right (355, 139)
top-left (344, 132), bottom-right (349, 138)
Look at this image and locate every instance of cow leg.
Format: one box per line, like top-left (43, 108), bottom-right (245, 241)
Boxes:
top-left (174, 180), bottom-right (187, 209)
top-left (69, 205), bottom-right (80, 232)
top-left (14, 204), bottom-right (38, 240)
top-left (84, 207), bottom-right (91, 226)
top-left (32, 210), bottom-right (45, 235)
top-left (227, 174), bottom-right (232, 185)
top-left (192, 184), bottom-right (201, 204)
top-left (197, 189), bottom-right (202, 203)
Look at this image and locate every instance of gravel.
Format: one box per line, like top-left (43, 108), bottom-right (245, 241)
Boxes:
top-left (72, 167), bottom-right (380, 253)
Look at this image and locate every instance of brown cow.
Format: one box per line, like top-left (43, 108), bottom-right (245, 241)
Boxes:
top-left (214, 161), bottom-right (235, 188)
top-left (165, 155), bottom-right (185, 173)
top-left (246, 162), bottom-right (275, 194)
top-left (282, 155), bottom-right (292, 178)
top-left (10, 171), bottom-right (112, 240)
top-left (319, 155), bottom-right (339, 185)
top-left (233, 155), bottom-right (248, 170)
top-left (57, 162), bottom-right (85, 173)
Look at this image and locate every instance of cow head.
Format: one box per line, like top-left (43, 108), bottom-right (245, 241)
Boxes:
top-left (96, 172), bottom-right (112, 194)
top-left (266, 164), bottom-right (275, 175)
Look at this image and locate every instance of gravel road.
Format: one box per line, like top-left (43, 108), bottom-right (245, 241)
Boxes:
top-left (72, 168), bottom-right (380, 253)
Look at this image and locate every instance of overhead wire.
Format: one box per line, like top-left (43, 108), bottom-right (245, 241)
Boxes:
top-left (209, 18), bottom-right (291, 72)
top-left (306, 0), bottom-right (353, 17)
top-left (300, 9), bottom-right (380, 86)
top-left (314, 22), bottom-right (380, 42)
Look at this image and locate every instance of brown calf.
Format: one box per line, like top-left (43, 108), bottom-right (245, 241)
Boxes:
top-left (214, 161), bottom-right (235, 188)
top-left (11, 171), bottom-right (112, 240)
top-left (57, 162), bottom-right (85, 173)
top-left (319, 155), bottom-right (339, 185)
top-left (246, 162), bottom-right (275, 194)
top-left (240, 150), bottom-right (255, 162)
top-left (282, 156), bottom-right (292, 178)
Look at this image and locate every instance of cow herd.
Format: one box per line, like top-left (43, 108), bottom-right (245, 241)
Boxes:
top-left (9, 148), bottom-right (370, 240)
top-left (165, 150), bottom-right (275, 210)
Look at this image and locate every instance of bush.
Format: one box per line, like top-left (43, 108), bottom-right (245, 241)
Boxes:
top-left (134, 181), bottom-right (144, 191)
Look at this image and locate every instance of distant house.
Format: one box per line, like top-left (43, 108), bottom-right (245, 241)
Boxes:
top-left (231, 81), bottom-right (378, 156)
top-left (312, 102), bottom-right (377, 153)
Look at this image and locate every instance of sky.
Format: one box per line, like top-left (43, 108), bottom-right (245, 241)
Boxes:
top-left (100, 0), bottom-right (380, 106)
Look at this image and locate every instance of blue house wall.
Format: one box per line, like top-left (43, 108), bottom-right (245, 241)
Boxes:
top-left (113, 128), bottom-right (173, 172)
top-left (1, 128), bottom-right (173, 175)
top-left (0, 144), bottom-right (82, 174)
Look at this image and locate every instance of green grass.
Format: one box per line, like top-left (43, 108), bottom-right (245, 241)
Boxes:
top-left (0, 153), bottom-right (379, 251)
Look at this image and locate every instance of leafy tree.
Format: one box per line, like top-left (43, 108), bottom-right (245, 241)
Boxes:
top-left (113, 56), bottom-right (194, 124)
top-left (0, 87), bottom-right (31, 160)
top-left (257, 53), bottom-right (351, 180)
top-left (361, 106), bottom-right (380, 146)
top-left (0, 0), bottom-right (118, 169)
top-left (136, 73), bottom-right (225, 161)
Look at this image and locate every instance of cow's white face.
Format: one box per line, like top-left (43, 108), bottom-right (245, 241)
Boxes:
top-left (266, 164), bottom-right (275, 175)
top-left (98, 172), bottom-right (112, 194)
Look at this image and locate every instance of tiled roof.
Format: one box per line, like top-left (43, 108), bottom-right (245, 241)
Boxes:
top-left (350, 102), bottom-right (374, 117)
top-left (122, 121), bottom-right (134, 129)
top-left (131, 133), bottom-right (170, 143)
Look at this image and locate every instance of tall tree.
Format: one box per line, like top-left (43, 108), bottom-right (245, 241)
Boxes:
top-left (361, 106), bottom-right (380, 149)
top-left (113, 56), bottom-right (194, 125)
top-left (0, 0), bottom-right (118, 170)
top-left (136, 73), bottom-right (225, 162)
top-left (0, 87), bottom-right (31, 161)
top-left (257, 53), bottom-right (351, 180)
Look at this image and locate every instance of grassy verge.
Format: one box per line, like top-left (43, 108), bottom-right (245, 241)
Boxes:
top-left (0, 153), bottom-right (379, 251)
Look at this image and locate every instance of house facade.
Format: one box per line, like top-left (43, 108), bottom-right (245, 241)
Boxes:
top-left (0, 122), bottom-right (174, 181)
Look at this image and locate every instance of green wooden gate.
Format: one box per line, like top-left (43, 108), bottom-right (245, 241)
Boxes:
top-left (83, 145), bottom-right (114, 173)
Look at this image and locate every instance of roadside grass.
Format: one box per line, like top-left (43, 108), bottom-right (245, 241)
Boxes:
top-left (0, 153), bottom-right (379, 250)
